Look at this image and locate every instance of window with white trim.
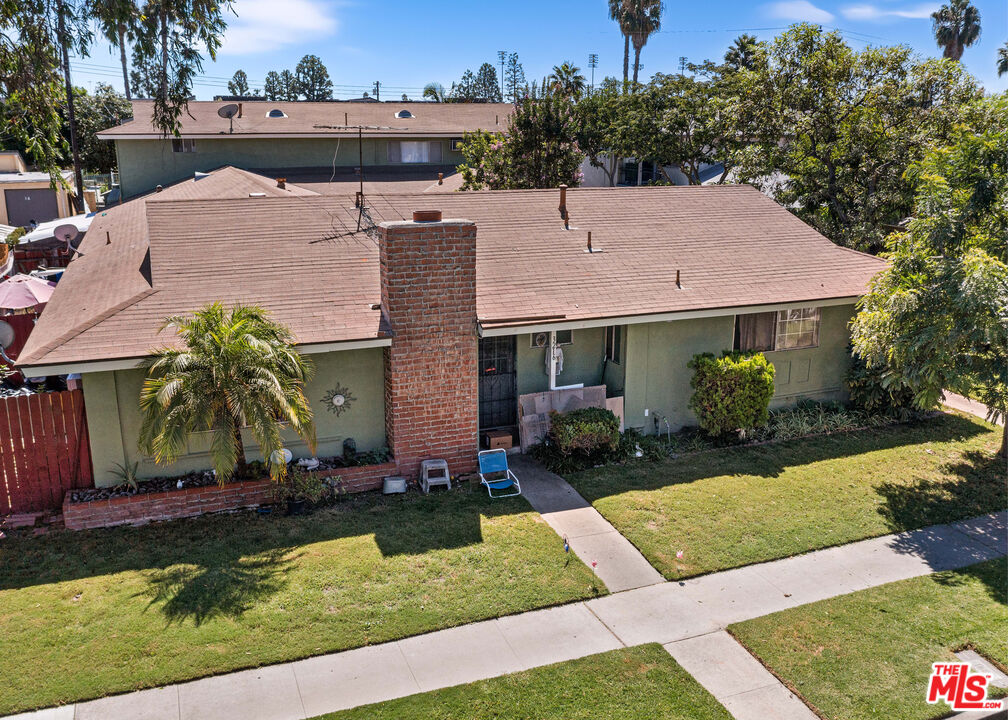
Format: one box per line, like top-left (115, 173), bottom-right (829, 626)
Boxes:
top-left (530, 330), bottom-right (572, 348)
top-left (774, 307), bottom-right (820, 350)
top-left (171, 138), bottom-right (196, 153)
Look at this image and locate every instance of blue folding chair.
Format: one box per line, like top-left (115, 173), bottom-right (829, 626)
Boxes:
top-left (478, 449), bottom-right (522, 498)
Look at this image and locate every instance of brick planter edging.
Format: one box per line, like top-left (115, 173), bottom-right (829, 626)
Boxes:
top-left (62, 461), bottom-right (399, 531)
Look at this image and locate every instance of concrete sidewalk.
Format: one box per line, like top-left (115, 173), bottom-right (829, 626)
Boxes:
top-left (9, 510), bottom-right (1004, 720)
top-left (944, 392), bottom-right (1004, 426)
top-left (508, 454), bottom-right (664, 592)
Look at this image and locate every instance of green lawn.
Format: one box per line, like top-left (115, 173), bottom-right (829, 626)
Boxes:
top-left (0, 487), bottom-right (600, 715)
top-left (566, 413), bottom-right (1005, 580)
top-left (729, 559), bottom-right (1008, 720)
top-left (315, 644), bottom-right (733, 720)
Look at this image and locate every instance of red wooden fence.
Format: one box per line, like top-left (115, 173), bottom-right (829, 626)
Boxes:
top-left (0, 389), bottom-right (93, 514)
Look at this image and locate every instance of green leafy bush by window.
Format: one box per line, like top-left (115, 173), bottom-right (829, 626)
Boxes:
top-left (845, 352), bottom-right (919, 418)
top-left (688, 351), bottom-right (776, 437)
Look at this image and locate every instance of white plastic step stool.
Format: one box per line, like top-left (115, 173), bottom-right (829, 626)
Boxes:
top-left (419, 459), bottom-right (451, 494)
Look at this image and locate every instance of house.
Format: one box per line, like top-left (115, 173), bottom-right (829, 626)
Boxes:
top-left (17, 180), bottom-right (885, 489)
top-left (0, 151), bottom-right (75, 228)
top-left (98, 101), bottom-right (513, 199)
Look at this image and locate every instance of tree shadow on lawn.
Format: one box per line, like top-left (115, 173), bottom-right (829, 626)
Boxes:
top-left (929, 557), bottom-right (1007, 609)
top-left (0, 482), bottom-right (529, 595)
top-left (570, 413), bottom-right (996, 503)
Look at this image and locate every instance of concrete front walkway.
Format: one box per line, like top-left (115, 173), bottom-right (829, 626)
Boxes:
top-left (8, 510), bottom-right (1004, 720)
top-left (508, 455), bottom-right (664, 592)
top-left (944, 392), bottom-right (1004, 426)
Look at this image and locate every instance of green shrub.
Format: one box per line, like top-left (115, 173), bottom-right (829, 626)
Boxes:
top-left (687, 351), bottom-right (776, 437)
top-left (549, 407), bottom-right (620, 455)
top-left (845, 352), bottom-right (918, 418)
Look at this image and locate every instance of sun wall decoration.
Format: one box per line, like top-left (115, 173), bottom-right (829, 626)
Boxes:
top-left (322, 384), bottom-right (356, 416)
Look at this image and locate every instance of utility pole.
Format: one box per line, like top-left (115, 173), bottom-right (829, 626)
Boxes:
top-left (57, 0), bottom-right (84, 213)
top-left (497, 49), bottom-right (507, 99)
top-left (372, 80), bottom-right (380, 101)
top-left (679, 56), bottom-right (687, 75)
top-left (588, 53), bottom-right (598, 95)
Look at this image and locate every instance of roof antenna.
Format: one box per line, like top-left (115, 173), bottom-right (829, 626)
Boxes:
top-left (217, 103), bottom-right (239, 134)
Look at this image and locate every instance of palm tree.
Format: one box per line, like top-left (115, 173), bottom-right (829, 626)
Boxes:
top-left (608, 0), bottom-right (631, 88)
top-left (139, 303), bottom-right (316, 484)
top-left (93, 0), bottom-right (138, 101)
top-left (931, 0), bottom-right (981, 61)
top-left (724, 33), bottom-right (761, 72)
top-left (627, 0), bottom-right (663, 87)
top-left (549, 62), bottom-right (587, 99)
top-left (998, 42), bottom-right (1008, 76)
top-left (423, 82), bottom-right (446, 102)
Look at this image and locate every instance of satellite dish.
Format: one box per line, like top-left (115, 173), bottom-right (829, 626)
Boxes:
top-left (0, 320), bottom-right (14, 350)
top-left (217, 103), bottom-right (239, 133)
top-left (533, 332), bottom-right (548, 348)
top-left (54, 224), bottom-right (79, 247)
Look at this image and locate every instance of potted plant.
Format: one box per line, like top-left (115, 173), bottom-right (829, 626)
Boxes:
top-left (271, 467), bottom-right (325, 515)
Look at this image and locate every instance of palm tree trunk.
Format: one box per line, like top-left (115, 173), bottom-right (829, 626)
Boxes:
top-left (118, 24), bottom-right (131, 101)
top-left (622, 34), bottom-right (630, 89)
top-left (159, 7), bottom-right (168, 101)
top-left (233, 420), bottom-right (248, 479)
top-left (632, 45), bottom-right (641, 86)
top-left (57, 0), bottom-right (84, 213)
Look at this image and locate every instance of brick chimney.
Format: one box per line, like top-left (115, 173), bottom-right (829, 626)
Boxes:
top-left (379, 212), bottom-right (479, 481)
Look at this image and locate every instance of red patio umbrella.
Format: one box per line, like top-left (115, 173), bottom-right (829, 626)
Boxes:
top-left (0, 274), bottom-right (56, 311)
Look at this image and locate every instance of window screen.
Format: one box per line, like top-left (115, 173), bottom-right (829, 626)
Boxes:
top-left (775, 308), bottom-right (820, 350)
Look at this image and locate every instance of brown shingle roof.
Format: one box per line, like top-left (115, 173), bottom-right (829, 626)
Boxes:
top-left (98, 101), bottom-right (513, 139)
top-left (19, 185), bottom-right (885, 369)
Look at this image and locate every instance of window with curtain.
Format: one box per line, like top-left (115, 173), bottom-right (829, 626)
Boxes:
top-left (388, 140), bottom-right (442, 163)
top-left (734, 312), bottom-right (777, 352)
top-left (775, 307), bottom-right (820, 350)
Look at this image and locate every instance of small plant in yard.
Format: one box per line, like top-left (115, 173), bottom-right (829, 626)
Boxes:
top-left (687, 351), bottom-right (775, 438)
top-left (110, 460), bottom-right (140, 492)
top-left (531, 407), bottom-right (624, 473)
top-left (139, 303), bottom-right (316, 485)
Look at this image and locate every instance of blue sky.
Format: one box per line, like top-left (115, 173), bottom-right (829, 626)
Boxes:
top-left (73, 0), bottom-right (1008, 99)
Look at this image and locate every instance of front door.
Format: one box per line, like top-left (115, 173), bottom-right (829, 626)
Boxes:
top-left (478, 336), bottom-right (517, 430)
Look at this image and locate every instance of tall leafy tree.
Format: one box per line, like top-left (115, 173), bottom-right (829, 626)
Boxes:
top-left (0, 0), bottom-right (73, 182)
top-left (626, 0), bottom-right (663, 86)
top-left (724, 33), bottom-right (761, 72)
top-left (549, 61), bottom-right (586, 99)
top-left (278, 69), bottom-right (298, 101)
top-left (227, 69), bottom-right (249, 96)
top-left (504, 52), bottom-right (526, 102)
top-left (294, 54), bottom-right (333, 101)
top-left (140, 303), bottom-right (317, 483)
top-left (92, 0), bottom-right (138, 101)
top-left (474, 62), bottom-right (502, 102)
top-left (129, 49), bottom-right (160, 97)
top-left (608, 0), bottom-right (631, 88)
top-left (998, 43), bottom-right (1008, 76)
top-left (575, 82), bottom-right (628, 185)
top-left (459, 83), bottom-right (583, 190)
top-left (263, 70), bottom-right (282, 100)
top-left (131, 0), bottom-right (233, 135)
top-left (72, 82), bottom-right (132, 170)
top-left (450, 69), bottom-right (478, 102)
top-left (851, 95), bottom-right (1008, 457)
top-left (741, 24), bottom-right (980, 253)
top-left (931, 0), bottom-right (981, 61)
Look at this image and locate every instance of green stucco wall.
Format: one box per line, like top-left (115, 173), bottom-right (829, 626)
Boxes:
top-left (82, 347), bottom-right (387, 487)
top-left (115, 137), bottom-right (464, 198)
top-left (621, 304), bottom-right (856, 434)
top-left (515, 328), bottom-right (610, 396)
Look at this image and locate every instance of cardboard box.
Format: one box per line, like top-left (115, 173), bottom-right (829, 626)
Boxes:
top-left (483, 429), bottom-right (513, 450)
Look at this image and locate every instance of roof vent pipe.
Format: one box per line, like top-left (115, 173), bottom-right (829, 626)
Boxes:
top-left (587, 231), bottom-right (592, 253)
top-left (276, 177), bottom-right (286, 189)
top-left (438, 172), bottom-right (444, 185)
top-left (564, 212), bottom-right (571, 231)
top-left (676, 269), bottom-right (681, 288)
top-left (237, 103), bottom-right (242, 118)
top-left (344, 112), bottom-right (348, 125)
top-left (558, 184), bottom-right (568, 220)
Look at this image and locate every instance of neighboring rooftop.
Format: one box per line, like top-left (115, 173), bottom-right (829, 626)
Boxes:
top-left (18, 184), bottom-right (887, 370)
top-left (97, 101), bottom-right (513, 139)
